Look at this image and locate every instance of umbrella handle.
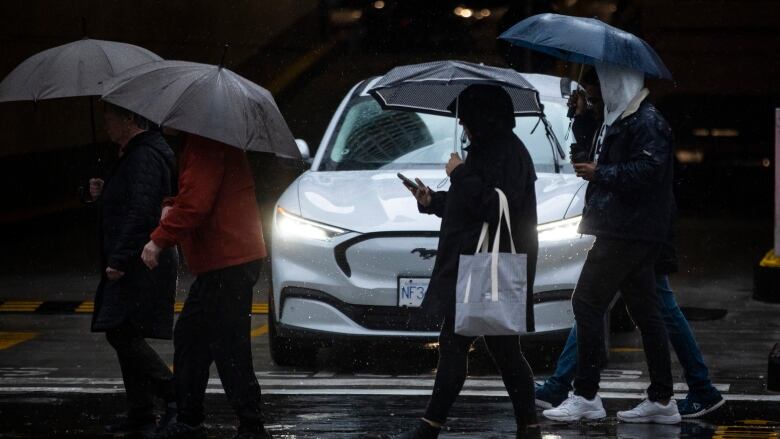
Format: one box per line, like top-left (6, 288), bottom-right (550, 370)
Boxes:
top-left (452, 96), bottom-right (459, 154)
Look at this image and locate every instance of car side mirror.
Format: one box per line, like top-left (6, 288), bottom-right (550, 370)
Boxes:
top-left (295, 138), bottom-right (313, 164)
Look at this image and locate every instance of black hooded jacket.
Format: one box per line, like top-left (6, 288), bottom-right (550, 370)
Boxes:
top-left (419, 130), bottom-right (538, 331)
top-left (92, 130), bottom-right (179, 339)
top-left (579, 100), bottom-right (674, 244)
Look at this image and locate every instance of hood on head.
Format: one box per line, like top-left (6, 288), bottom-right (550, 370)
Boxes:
top-left (595, 62), bottom-right (644, 125)
top-left (447, 84), bottom-right (515, 141)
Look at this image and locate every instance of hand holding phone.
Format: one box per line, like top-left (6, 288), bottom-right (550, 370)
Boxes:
top-left (397, 173), bottom-right (419, 191)
top-left (399, 174), bottom-right (432, 207)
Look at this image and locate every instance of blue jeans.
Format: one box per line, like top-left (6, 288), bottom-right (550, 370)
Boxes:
top-left (544, 275), bottom-right (717, 396)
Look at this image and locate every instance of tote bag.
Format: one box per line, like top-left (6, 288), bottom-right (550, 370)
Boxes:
top-left (454, 188), bottom-right (528, 336)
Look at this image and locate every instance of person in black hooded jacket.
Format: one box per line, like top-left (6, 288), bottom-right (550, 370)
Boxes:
top-left (90, 103), bottom-right (179, 436)
top-left (367, 85), bottom-right (540, 439)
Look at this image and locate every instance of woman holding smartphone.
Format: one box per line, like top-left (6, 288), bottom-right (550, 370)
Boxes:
top-left (369, 84), bottom-right (541, 439)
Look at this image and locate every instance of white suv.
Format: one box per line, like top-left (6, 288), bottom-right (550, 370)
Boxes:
top-left (269, 72), bottom-right (592, 366)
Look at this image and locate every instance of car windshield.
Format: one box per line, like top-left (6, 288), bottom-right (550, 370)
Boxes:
top-left (318, 96), bottom-right (573, 173)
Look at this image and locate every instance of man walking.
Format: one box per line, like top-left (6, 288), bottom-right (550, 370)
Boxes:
top-left (542, 63), bottom-right (681, 424)
top-left (537, 71), bottom-right (724, 419)
top-left (142, 133), bottom-right (271, 439)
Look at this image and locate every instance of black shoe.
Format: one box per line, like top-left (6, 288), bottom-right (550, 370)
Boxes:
top-left (517, 425), bottom-right (542, 439)
top-left (153, 421), bottom-right (207, 439)
top-left (104, 417), bottom-right (156, 437)
top-left (365, 420), bottom-right (441, 439)
top-left (156, 405), bottom-right (178, 433)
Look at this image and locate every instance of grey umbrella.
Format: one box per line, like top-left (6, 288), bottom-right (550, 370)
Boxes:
top-left (101, 60), bottom-right (300, 158)
top-left (0, 38), bottom-right (162, 102)
top-left (368, 60), bottom-right (543, 116)
top-left (0, 38), bottom-right (163, 174)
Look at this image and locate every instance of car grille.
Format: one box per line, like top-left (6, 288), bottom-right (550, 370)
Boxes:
top-left (281, 286), bottom-right (441, 331)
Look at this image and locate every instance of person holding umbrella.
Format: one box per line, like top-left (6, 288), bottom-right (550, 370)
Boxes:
top-left (501, 14), bottom-right (681, 424)
top-left (535, 72), bottom-right (724, 419)
top-left (366, 84), bottom-right (541, 439)
top-left (90, 103), bottom-right (178, 437)
top-left (102, 59), bottom-right (300, 439)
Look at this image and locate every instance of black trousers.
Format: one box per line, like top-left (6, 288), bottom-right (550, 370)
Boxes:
top-left (174, 260), bottom-right (263, 427)
top-left (424, 314), bottom-right (537, 427)
top-left (106, 324), bottom-right (175, 421)
top-left (572, 237), bottom-right (673, 401)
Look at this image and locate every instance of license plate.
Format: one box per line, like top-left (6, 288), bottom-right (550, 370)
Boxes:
top-left (398, 277), bottom-right (430, 308)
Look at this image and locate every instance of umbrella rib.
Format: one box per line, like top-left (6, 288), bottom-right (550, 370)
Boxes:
top-left (95, 41), bottom-right (116, 78)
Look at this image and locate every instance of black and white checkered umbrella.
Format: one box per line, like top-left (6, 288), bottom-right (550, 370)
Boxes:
top-left (368, 60), bottom-right (542, 117)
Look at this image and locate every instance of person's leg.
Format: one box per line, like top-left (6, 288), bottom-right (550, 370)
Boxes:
top-left (656, 275), bottom-right (716, 394)
top-left (484, 335), bottom-right (538, 429)
top-left (656, 275), bottom-right (723, 417)
top-left (172, 278), bottom-right (213, 427)
top-left (105, 327), bottom-right (156, 424)
top-left (547, 325), bottom-right (578, 390)
top-left (204, 261), bottom-right (265, 432)
top-left (571, 238), bottom-right (637, 400)
top-left (423, 314), bottom-right (476, 425)
top-left (620, 264), bottom-right (673, 403)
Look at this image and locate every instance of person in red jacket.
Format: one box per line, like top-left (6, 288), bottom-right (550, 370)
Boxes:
top-left (142, 133), bottom-right (270, 439)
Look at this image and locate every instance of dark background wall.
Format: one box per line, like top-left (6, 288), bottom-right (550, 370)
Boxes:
top-left (0, 0), bottom-right (778, 224)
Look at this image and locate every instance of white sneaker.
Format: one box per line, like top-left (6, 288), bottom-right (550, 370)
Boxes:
top-left (617, 399), bottom-right (682, 424)
top-left (543, 394), bottom-right (607, 422)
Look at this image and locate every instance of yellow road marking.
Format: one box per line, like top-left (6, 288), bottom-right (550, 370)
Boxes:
top-left (610, 347), bottom-right (643, 353)
top-left (0, 301), bottom-right (267, 314)
top-left (0, 301), bottom-right (42, 312)
top-left (75, 301), bottom-right (94, 313)
top-left (0, 332), bottom-right (38, 350)
top-left (250, 324), bottom-right (269, 338)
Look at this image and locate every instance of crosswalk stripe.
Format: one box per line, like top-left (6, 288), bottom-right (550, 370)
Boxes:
top-left (0, 376), bottom-right (731, 393)
top-left (0, 386), bottom-right (775, 401)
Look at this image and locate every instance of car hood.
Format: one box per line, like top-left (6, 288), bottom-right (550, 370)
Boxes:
top-left (291, 170), bottom-right (584, 234)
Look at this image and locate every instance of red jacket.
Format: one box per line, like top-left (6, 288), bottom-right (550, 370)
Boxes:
top-left (151, 134), bottom-right (266, 275)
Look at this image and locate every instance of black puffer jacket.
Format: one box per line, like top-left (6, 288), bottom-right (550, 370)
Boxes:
top-left (419, 132), bottom-right (538, 332)
top-left (579, 100), bottom-right (674, 243)
top-left (92, 131), bottom-right (179, 339)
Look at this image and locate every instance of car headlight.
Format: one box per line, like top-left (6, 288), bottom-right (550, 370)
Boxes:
top-left (537, 216), bottom-right (582, 242)
top-left (275, 207), bottom-right (348, 241)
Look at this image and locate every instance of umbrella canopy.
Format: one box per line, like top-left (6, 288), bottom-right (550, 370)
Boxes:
top-left (499, 13), bottom-right (672, 80)
top-left (0, 38), bottom-right (162, 102)
top-left (368, 60), bottom-right (542, 117)
top-left (101, 60), bottom-right (300, 158)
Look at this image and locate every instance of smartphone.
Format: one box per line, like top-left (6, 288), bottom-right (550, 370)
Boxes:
top-left (397, 173), bottom-right (419, 191)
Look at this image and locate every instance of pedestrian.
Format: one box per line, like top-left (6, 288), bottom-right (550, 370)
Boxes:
top-left (367, 84), bottom-right (541, 439)
top-left (536, 73), bottom-right (724, 418)
top-left (141, 133), bottom-right (270, 439)
top-left (90, 102), bottom-right (178, 437)
top-left (542, 63), bottom-right (681, 424)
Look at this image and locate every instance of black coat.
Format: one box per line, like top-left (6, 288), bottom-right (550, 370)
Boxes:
top-left (419, 131), bottom-right (539, 331)
top-left (579, 100), bottom-right (674, 243)
top-left (92, 131), bottom-right (179, 339)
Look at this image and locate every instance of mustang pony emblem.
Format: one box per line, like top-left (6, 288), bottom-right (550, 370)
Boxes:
top-left (411, 248), bottom-right (437, 260)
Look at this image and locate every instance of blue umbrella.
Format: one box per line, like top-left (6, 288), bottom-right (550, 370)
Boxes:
top-left (499, 13), bottom-right (672, 80)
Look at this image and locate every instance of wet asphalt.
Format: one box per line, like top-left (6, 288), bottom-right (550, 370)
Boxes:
top-left (1, 214), bottom-right (780, 437)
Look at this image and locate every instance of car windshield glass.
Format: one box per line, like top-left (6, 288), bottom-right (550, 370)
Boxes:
top-left (318, 96), bottom-right (573, 173)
